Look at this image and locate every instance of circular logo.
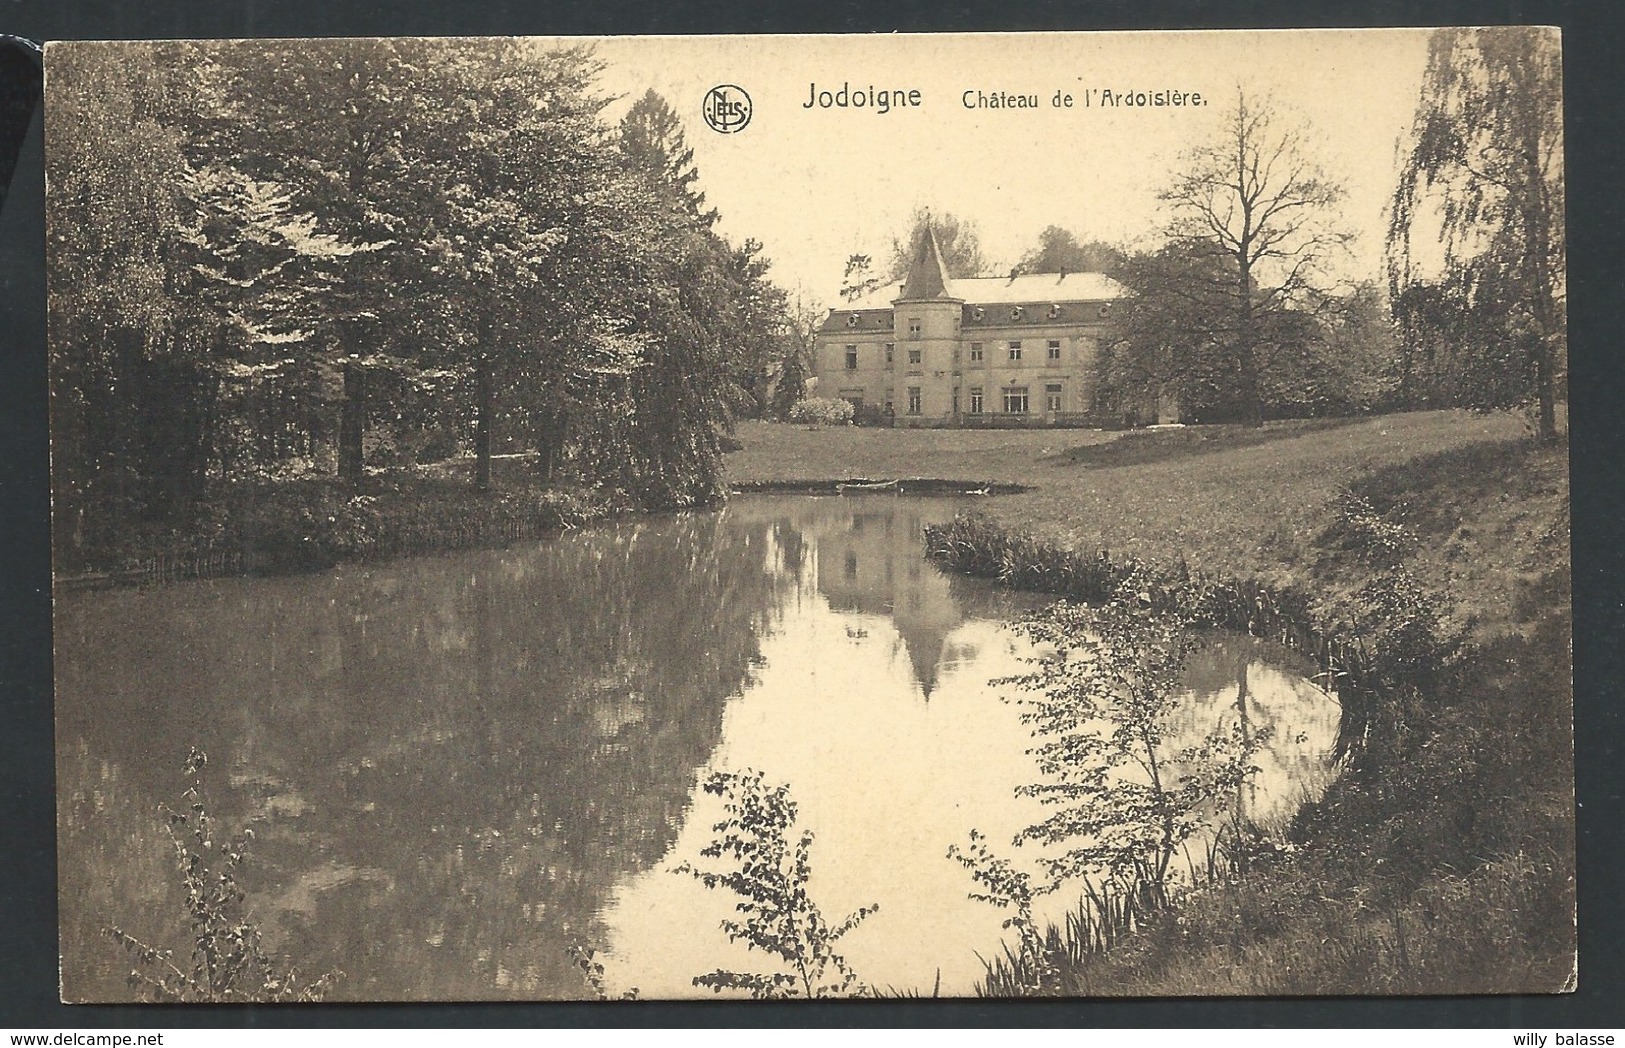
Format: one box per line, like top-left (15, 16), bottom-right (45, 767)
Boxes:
top-left (702, 85), bottom-right (752, 134)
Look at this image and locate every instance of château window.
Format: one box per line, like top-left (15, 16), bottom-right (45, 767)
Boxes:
top-left (908, 317), bottom-right (922, 338)
top-left (907, 386), bottom-right (922, 416)
top-left (969, 387), bottom-right (984, 414)
top-left (970, 342), bottom-right (984, 362)
top-left (1003, 386), bottom-right (1030, 414)
top-left (907, 347), bottom-right (922, 366)
top-left (885, 342), bottom-right (895, 366)
top-left (1046, 383), bottom-right (1063, 412)
top-left (1047, 340), bottom-right (1062, 360)
top-left (1008, 341), bottom-right (1023, 361)
top-left (845, 345), bottom-right (858, 370)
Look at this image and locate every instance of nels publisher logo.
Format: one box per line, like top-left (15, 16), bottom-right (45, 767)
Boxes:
top-left (702, 85), bottom-right (752, 134)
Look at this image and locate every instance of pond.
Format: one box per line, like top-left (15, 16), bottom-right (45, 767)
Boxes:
top-left (55, 494), bottom-right (1340, 1001)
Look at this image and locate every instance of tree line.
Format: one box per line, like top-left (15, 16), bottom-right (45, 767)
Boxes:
top-left (47, 28), bottom-right (1563, 570)
top-left (48, 40), bottom-right (805, 564)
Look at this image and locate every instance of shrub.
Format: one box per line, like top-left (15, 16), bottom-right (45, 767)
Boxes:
top-left (676, 770), bottom-right (877, 999)
top-left (996, 596), bottom-right (1262, 908)
top-left (104, 748), bottom-right (340, 1002)
top-left (237, 483), bottom-right (385, 572)
top-left (788, 397), bottom-right (855, 429)
top-left (1322, 491), bottom-right (1419, 568)
top-left (850, 403), bottom-right (893, 428)
top-left (411, 425), bottom-right (463, 465)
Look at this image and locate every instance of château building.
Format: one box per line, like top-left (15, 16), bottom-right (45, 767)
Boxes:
top-left (812, 224), bottom-right (1166, 427)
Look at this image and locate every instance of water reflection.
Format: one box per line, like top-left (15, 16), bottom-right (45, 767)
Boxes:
top-left (56, 495), bottom-right (1339, 1001)
top-left (58, 511), bottom-right (775, 1001)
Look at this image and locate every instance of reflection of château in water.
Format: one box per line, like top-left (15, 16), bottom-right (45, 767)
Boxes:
top-left (728, 496), bottom-right (970, 697)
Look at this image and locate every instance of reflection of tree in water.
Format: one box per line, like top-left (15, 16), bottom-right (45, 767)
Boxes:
top-left (1163, 633), bottom-right (1341, 830)
top-left (56, 511), bottom-right (780, 1000)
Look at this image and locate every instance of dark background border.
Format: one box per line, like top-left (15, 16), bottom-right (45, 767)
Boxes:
top-left (3, 0), bottom-right (1620, 1029)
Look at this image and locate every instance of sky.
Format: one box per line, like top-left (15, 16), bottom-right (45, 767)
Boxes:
top-left (560, 30), bottom-right (1435, 308)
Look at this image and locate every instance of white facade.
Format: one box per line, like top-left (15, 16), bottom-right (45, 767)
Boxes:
top-left (813, 228), bottom-right (1131, 426)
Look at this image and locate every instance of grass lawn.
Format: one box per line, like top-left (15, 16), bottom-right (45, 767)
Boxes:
top-left (726, 420), bottom-right (1119, 486)
top-left (728, 411), bottom-right (1560, 638)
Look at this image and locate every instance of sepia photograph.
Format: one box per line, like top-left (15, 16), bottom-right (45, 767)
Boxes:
top-left (45, 29), bottom-right (1572, 1003)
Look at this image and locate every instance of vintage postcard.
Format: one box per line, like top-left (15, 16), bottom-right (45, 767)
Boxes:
top-left (47, 29), bottom-right (1572, 1002)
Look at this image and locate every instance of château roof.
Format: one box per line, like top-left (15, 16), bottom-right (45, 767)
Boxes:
top-left (895, 223), bottom-right (958, 302)
top-left (841, 271), bottom-right (1126, 312)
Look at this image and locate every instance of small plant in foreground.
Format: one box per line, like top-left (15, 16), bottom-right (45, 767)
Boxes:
top-left (104, 748), bottom-right (340, 1002)
top-left (676, 769), bottom-right (878, 999)
top-left (957, 589), bottom-right (1268, 994)
top-left (569, 945), bottom-right (639, 1001)
top-left (948, 830), bottom-right (1057, 994)
top-left (999, 595), bottom-right (1262, 907)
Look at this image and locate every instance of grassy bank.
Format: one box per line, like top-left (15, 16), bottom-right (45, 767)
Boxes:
top-left (724, 410), bottom-right (1575, 995)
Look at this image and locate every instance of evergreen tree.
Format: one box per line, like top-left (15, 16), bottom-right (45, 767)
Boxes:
top-left (619, 88), bottom-right (717, 225)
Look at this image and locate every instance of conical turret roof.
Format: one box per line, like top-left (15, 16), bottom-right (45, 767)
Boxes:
top-left (895, 219), bottom-right (960, 303)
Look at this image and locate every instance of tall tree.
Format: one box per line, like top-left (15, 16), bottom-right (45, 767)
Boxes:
top-left (1387, 27), bottom-right (1565, 440)
top-left (203, 38), bottom-right (466, 484)
top-left (769, 296), bottom-right (824, 419)
top-left (1101, 243), bottom-right (1388, 423)
top-left (885, 208), bottom-right (987, 281)
top-left (1161, 88), bottom-right (1351, 427)
top-left (414, 43), bottom-right (640, 490)
top-left (1018, 226), bottom-right (1123, 275)
top-left (1096, 242), bottom-right (1239, 420)
top-left (610, 89), bottom-right (789, 503)
top-left (839, 253), bottom-right (882, 303)
top-left (720, 238), bottom-right (792, 418)
top-left (46, 42), bottom-right (198, 551)
top-left (618, 88), bottom-right (716, 225)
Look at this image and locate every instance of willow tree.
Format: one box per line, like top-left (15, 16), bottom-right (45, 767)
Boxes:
top-left (1161, 89), bottom-right (1350, 428)
top-left (1387, 27), bottom-right (1565, 441)
top-left (606, 91), bottom-right (792, 500)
